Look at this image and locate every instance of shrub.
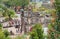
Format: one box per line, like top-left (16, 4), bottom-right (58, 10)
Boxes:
top-left (3, 30), bottom-right (10, 37)
top-left (30, 24), bottom-right (44, 39)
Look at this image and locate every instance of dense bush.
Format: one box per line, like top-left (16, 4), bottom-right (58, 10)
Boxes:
top-left (3, 30), bottom-right (10, 37)
top-left (30, 24), bottom-right (44, 39)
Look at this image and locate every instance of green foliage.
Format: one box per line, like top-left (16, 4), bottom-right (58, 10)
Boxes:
top-left (48, 0), bottom-right (60, 39)
top-left (5, 18), bottom-right (9, 21)
top-left (0, 0), bottom-right (8, 3)
top-left (0, 31), bottom-right (5, 39)
top-left (15, 36), bottom-right (23, 39)
top-left (55, 0), bottom-right (60, 32)
top-left (49, 32), bottom-right (55, 39)
top-left (30, 24), bottom-right (44, 39)
top-left (30, 31), bottom-right (39, 39)
top-left (0, 4), bottom-right (15, 20)
top-left (0, 23), bottom-right (2, 29)
top-left (0, 30), bottom-right (11, 39)
top-left (4, 0), bottom-right (29, 7)
top-left (48, 23), bottom-right (52, 29)
top-left (5, 37), bottom-right (11, 39)
top-left (3, 30), bottom-right (10, 37)
top-left (0, 4), bottom-right (7, 16)
top-left (7, 9), bottom-right (15, 19)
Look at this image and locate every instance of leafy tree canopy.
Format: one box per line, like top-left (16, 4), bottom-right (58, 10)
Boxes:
top-left (4, 0), bottom-right (29, 7)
